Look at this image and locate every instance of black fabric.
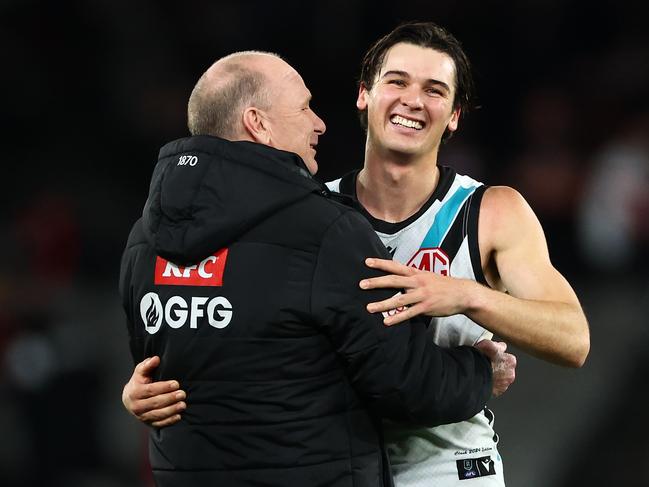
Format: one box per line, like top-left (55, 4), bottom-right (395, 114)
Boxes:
top-left (467, 184), bottom-right (489, 286)
top-left (120, 136), bottom-right (492, 487)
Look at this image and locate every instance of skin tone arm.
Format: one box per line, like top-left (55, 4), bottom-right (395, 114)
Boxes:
top-left (360, 186), bottom-right (590, 368)
top-left (122, 340), bottom-right (516, 426)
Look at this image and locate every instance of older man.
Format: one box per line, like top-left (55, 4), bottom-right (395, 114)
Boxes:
top-left (119, 51), bottom-right (513, 487)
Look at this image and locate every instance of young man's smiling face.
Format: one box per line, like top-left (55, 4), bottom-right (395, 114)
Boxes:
top-left (357, 42), bottom-right (461, 160)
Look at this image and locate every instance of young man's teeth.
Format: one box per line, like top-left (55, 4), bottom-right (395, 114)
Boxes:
top-left (391, 115), bottom-right (423, 130)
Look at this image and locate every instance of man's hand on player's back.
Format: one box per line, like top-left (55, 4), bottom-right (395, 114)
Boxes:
top-left (122, 356), bottom-right (185, 427)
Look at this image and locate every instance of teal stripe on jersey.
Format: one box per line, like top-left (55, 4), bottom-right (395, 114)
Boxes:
top-left (421, 186), bottom-right (477, 248)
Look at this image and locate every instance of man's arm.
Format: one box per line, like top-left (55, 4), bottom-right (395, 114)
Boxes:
top-left (360, 186), bottom-right (590, 368)
top-left (122, 340), bottom-right (515, 426)
top-left (122, 208), bottom-right (514, 428)
top-left (309, 209), bottom-right (496, 426)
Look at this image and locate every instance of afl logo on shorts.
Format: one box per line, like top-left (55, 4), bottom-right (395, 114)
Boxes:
top-left (456, 456), bottom-right (495, 480)
top-left (406, 247), bottom-right (450, 275)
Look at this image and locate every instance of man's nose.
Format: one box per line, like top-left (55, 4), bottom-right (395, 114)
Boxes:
top-left (401, 86), bottom-right (424, 110)
top-left (313, 112), bottom-right (326, 134)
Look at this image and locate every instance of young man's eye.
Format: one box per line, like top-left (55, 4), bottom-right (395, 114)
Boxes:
top-left (388, 79), bottom-right (406, 86)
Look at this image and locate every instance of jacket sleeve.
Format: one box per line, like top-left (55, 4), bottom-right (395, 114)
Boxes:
top-left (311, 209), bottom-right (492, 427)
top-left (118, 220), bottom-right (146, 365)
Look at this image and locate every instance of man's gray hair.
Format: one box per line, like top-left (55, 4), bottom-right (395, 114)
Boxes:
top-left (187, 51), bottom-right (279, 139)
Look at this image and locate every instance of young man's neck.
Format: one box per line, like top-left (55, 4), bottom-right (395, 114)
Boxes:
top-left (357, 145), bottom-right (440, 223)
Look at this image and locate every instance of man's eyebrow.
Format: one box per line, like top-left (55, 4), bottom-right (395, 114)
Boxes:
top-left (381, 70), bottom-right (410, 79)
top-left (381, 70), bottom-right (451, 91)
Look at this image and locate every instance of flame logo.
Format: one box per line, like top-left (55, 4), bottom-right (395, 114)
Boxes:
top-left (140, 292), bottom-right (163, 335)
top-left (146, 299), bottom-right (159, 328)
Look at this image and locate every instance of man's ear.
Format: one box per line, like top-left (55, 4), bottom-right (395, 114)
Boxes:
top-left (447, 107), bottom-right (461, 134)
top-left (242, 107), bottom-right (271, 144)
top-left (356, 82), bottom-right (369, 111)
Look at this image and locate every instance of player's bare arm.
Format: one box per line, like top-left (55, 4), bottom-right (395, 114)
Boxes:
top-left (122, 356), bottom-right (186, 427)
top-left (361, 185), bottom-right (590, 368)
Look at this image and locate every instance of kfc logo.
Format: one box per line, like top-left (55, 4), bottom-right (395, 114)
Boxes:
top-left (407, 248), bottom-right (450, 275)
top-left (154, 249), bottom-right (228, 286)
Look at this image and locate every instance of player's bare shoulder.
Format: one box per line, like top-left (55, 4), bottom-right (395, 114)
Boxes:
top-left (476, 186), bottom-right (550, 290)
top-left (479, 186), bottom-right (546, 253)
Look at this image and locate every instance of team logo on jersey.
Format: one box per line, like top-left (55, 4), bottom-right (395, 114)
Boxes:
top-left (456, 456), bottom-right (495, 480)
top-left (385, 245), bottom-right (398, 257)
top-left (139, 292), bottom-right (233, 334)
top-left (406, 247), bottom-right (449, 275)
top-left (154, 249), bottom-right (228, 286)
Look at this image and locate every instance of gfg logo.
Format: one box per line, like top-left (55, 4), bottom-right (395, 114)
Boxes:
top-left (177, 155), bottom-right (199, 166)
top-left (139, 292), bottom-right (233, 334)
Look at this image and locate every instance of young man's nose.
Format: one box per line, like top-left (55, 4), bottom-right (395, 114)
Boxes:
top-left (401, 86), bottom-right (424, 109)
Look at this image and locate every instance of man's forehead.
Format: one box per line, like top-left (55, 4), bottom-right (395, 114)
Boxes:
top-left (279, 69), bottom-right (309, 95)
top-left (379, 43), bottom-right (456, 83)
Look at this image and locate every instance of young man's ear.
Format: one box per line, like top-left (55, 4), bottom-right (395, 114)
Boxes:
top-left (356, 82), bottom-right (369, 111)
top-left (242, 107), bottom-right (271, 144)
top-left (446, 107), bottom-right (461, 134)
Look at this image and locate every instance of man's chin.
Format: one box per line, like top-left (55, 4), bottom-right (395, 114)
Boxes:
top-left (385, 143), bottom-right (422, 157)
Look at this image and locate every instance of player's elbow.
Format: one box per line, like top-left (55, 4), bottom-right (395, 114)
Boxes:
top-left (564, 323), bottom-right (590, 368)
top-left (571, 334), bottom-right (590, 368)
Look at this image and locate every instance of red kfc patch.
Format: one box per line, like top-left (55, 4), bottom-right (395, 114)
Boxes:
top-left (154, 248), bottom-right (228, 286)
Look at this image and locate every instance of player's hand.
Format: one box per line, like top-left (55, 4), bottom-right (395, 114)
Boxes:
top-left (474, 340), bottom-right (516, 397)
top-left (360, 258), bottom-right (472, 325)
top-left (122, 356), bottom-right (186, 428)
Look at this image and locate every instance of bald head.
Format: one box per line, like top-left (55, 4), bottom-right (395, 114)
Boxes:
top-left (187, 51), bottom-right (325, 174)
top-left (187, 51), bottom-right (282, 140)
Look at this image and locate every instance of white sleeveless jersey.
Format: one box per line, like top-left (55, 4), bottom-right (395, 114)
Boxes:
top-left (327, 166), bottom-right (504, 486)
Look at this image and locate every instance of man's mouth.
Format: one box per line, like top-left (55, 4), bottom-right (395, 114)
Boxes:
top-left (390, 114), bottom-right (424, 130)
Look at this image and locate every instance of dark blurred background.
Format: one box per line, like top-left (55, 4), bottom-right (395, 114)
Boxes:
top-left (2, 1), bottom-right (648, 486)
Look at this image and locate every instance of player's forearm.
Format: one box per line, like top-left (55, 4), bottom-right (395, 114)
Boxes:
top-left (464, 282), bottom-right (589, 367)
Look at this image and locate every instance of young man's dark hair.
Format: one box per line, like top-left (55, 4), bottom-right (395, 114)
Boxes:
top-left (358, 21), bottom-right (476, 139)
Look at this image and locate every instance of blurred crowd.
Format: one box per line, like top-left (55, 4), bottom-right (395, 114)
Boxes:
top-left (1, 1), bottom-right (647, 486)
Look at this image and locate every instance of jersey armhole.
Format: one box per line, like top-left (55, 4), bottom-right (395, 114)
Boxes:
top-left (468, 185), bottom-right (489, 286)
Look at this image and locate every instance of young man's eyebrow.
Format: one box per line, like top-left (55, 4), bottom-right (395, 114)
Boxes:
top-left (381, 70), bottom-right (451, 91)
top-left (381, 70), bottom-right (410, 79)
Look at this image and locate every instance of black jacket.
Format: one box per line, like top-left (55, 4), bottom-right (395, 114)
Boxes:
top-left (119, 136), bottom-right (492, 487)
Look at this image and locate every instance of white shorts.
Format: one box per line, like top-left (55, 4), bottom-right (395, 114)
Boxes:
top-left (386, 408), bottom-right (505, 487)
